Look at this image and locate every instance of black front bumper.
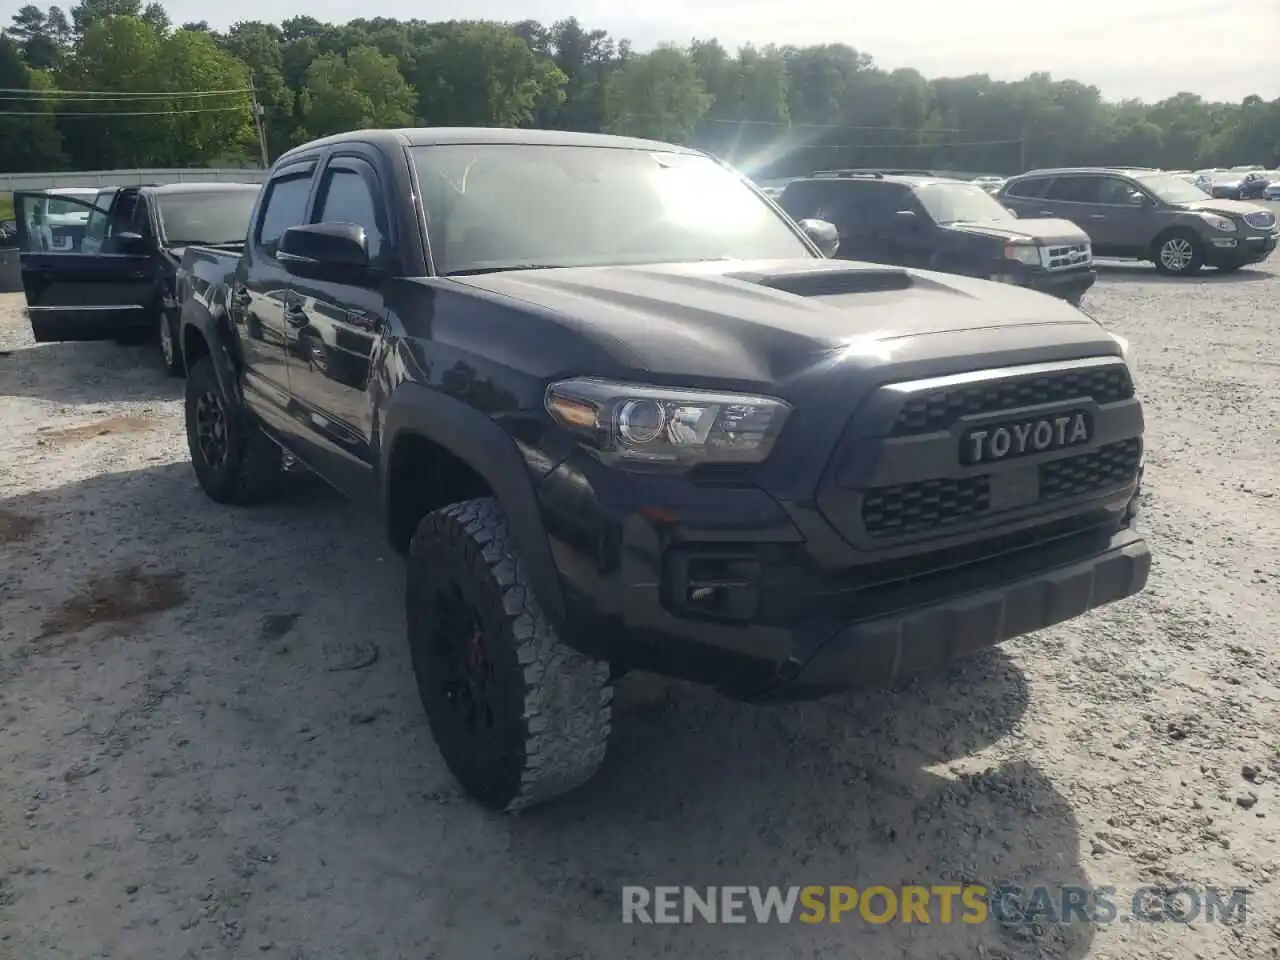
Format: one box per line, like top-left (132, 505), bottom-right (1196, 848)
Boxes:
top-left (766, 527), bottom-right (1148, 699)
top-left (1009, 264), bottom-right (1095, 303)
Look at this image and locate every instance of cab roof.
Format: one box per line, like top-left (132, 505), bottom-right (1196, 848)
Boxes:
top-left (278, 127), bottom-right (704, 165)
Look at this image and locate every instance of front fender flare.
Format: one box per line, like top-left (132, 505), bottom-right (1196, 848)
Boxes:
top-left (380, 384), bottom-right (567, 625)
top-left (180, 296), bottom-right (242, 408)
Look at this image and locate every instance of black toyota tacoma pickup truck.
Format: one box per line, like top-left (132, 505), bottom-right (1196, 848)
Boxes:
top-left (178, 127), bottom-right (1150, 812)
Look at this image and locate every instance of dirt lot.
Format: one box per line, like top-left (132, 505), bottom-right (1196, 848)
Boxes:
top-left (1, 260), bottom-right (1278, 960)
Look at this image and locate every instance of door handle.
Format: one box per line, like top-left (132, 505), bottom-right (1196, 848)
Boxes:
top-left (284, 301), bottom-right (308, 327)
top-left (1089, 214), bottom-right (1107, 219)
top-left (1038, 211), bottom-right (1053, 216)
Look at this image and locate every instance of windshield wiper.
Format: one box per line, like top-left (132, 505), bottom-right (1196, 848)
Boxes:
top-left (444, 264), bottom-right (568, 277)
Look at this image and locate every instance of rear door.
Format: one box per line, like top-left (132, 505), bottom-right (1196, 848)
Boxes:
top-left (14, 190), bottom-right (153, 342)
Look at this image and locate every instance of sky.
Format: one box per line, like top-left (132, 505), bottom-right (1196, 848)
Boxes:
top-left (172, 0), bottom-right (1279, 103)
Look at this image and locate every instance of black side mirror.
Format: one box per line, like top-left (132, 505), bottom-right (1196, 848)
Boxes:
top-left (278, 222), bottom-right (375, 282)
top-left (114, 230), bottom-right (149, 254)
top-left (797, 218), bottom-right (840, 258)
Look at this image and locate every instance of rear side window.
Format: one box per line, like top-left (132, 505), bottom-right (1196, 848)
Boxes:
top-left (1004, 177), bottom-right (1049, 199)
top-left (256, 170), bottom-right (314, 255)
top-left (313, 165), bottom-right (385, 262)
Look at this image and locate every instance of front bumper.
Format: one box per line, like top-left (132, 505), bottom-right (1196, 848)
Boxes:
top-left (766, 527), bottom-right (1149, 699)
top-left (541, 454), bottom-right (1148, 702)
top-left (1006, 263), bottom-right (1096, 303)
top-left (1204, 230), bottom-right (1278, 267)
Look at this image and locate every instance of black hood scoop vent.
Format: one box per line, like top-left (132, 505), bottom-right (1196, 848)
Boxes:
top-left (747, 267), bottom-right (913, 298)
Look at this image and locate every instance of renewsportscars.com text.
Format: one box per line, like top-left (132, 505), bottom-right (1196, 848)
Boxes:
top-left (621, 885), bottom-right (1250, 926)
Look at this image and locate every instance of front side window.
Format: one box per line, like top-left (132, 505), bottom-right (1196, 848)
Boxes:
top-left (1134, 173), bottom-right (1211, 204)
top-left (158, 191), bottom-right (258, 247)
top-left (256, 172), bottom-right (313, 254)
top-left (410, 144), bottom-right (813, 275)
top-left (314, 167), bottom-right (385, 261)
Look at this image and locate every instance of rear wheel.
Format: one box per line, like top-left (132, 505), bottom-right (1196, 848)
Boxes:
top-left (407, 497), bottom-right (613, 811)
top-left (184, 356), bottom-right (282, 504)
top-left (1153, 231), bottom-right (1204, 276)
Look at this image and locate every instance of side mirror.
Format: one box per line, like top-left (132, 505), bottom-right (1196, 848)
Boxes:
top-left (278, 222), bottom-right (374, 281)
top-left (113, 231), bottom-right (150, 254)
top-left (797, 218), bottom-right (840, 258)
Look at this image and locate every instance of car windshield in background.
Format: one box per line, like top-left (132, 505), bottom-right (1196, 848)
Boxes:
top-left (158, 192), bottom-right (258, 246)
top-left (409, 144), bottom-right (813, 275)
top-left (1138, 174), bottom-right (1211, 204)
top-left (913, 182), bottom-right (1015, 224)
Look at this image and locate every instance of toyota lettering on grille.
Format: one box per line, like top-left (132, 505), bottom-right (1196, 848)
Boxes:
top-left (962, 412), bottom-right (1091, 465)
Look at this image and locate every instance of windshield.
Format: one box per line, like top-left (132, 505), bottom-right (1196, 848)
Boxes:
top-left (409, 144), bottom-right (812, 274)
top-left (158, 191), bottom-right (258, 246)
top-left (912, 182), bottom-right (1015, 224)
top-left (1139, 174), bottom-right (1211, 203)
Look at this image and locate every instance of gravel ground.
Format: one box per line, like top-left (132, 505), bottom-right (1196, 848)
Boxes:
top-left (1, 257), bottom-right (1278, 960)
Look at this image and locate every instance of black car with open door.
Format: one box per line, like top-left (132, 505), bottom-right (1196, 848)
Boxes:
top-left (13, 182), bottom-right (260, 374)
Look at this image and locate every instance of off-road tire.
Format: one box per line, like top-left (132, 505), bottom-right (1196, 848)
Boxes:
top-left (407, 497), bottom-right (613, 811)
top-left (184, 356), bottom-right (282, 504)
top-left (1152, 230), bottom-right (1204, 276)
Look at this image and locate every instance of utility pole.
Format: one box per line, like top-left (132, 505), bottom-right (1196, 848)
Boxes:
top-left (249, 77), bottom-right (269, 170)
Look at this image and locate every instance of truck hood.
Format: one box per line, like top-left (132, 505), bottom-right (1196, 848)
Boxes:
top-left (939, 217), bottom-right (1087, 245)
top-left (443, 258), bottom-right (1112, 383)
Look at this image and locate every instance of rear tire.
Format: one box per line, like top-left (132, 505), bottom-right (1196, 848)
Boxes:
top-left (184, 356), bottom-right (282, 504)
top-left (407, 497), bottom-right (613, 811)
top-left (1152, 231), bottom-right (1204, 276)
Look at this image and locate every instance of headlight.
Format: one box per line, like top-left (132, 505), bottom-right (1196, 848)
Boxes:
top-left (1003, 242), bottom-right (1040, 266)
top-left (1199, 213), bottom-right (1236, 232)
top-left (1111, 333), bottom-right (1136, 379)
top-left (545, 378), bottom-right (791, 466)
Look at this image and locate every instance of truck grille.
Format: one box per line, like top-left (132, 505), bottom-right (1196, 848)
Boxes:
top-left (1243, 210), bottom-right (1276, 230)
top-left (891, 364), bottom-right (1133, 436)
top-left (1040, 241), bottom-right (1092, 271)
top-left (861, 438), bottom-right (1141, 539)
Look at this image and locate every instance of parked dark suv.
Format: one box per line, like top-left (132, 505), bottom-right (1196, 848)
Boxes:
top-left (777, 170), bottom-right (1095, 304)
top-left (998, 167), bottom-right (1278, 275)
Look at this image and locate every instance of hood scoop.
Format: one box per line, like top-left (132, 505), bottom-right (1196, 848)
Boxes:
top-left (744, 267), bottom-right (913, 298)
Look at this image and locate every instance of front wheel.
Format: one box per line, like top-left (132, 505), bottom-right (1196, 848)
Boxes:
top-left (407, 498), bottom-right (613, 811)
top-left (1153, 232), bottom-right (1204, 276)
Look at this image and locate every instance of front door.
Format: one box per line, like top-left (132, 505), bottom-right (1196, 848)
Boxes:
top-left (282, 154), bottom-right (390, 501)
top-left (14, 191), bottom-right (153, 342)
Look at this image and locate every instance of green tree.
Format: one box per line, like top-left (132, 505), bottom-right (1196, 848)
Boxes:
top-left (151, 27), bottom-right (255, 165)
top-left (0, 33), bottom-right (65, 171)
top-left (413, 21), bottom-right (566, 127)
top-left (603, 44), bottom-right (713, 143)
top-left (301, 44), bottom-right (415, 137)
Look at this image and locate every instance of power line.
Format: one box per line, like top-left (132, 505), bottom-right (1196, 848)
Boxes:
top-left (707, 118), bottom-right (970, 133)
top-left (0, 86), bottom-right (253, 98)
top-left (0, 105), bottom-right (250, 117)
top-left (793, 138), bottom-right (1022, 149)
top-left (0, 93), bottom-right (250, 103)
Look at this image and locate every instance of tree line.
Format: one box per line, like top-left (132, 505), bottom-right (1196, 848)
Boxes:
top-left (2, 0), bottom-right (1278, 177)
